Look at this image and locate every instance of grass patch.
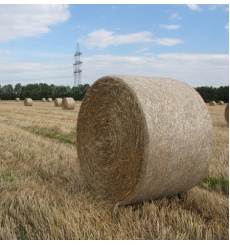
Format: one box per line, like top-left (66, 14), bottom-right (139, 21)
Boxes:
top-left (201, 177), bottom-right (229, 194)
top-left (22, 126), bottom-right (76, 146)
top-left (0, 172), bottom-right (14, 182)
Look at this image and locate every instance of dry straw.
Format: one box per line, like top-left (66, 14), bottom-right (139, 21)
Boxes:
top-left (77, 76), bottom-right (213, 205)
top-left (41, 98), bottom-right (46, 102)
top-left (54, 98), bottom-right (63, 107)
top-left (218, 101), bottom-right (224, 105)
top-left (209, 101), bottom-right (216, 106)
top-left (225, 103), bottom-right (229, 126)
top-left (24, 98), bottom-right (33, 106)
top-left (15, 98), bottom-right (20, 101)
top-left (47, 98), bottom-right (53, 102)
top-left (62, 97), bottom-right (75, 110)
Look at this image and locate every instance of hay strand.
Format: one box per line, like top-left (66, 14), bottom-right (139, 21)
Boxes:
top-left (62, 97), bottom-right (75, 110)
top-left (54, 98), bottom-right (63, 107)
top-left (225, 103), bottom-right (229, 126)
top-left (209, 101), bottom-right (216, 106)
top-left (77, 76), bottom-right (213, 205)
top-left (24, 98), bottom-right (33, 106)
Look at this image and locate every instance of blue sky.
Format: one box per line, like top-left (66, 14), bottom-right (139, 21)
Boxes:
top-left (0, 2), bottom-right (229, 88)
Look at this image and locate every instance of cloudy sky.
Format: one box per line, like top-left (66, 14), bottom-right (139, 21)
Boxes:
top-left (0, 1), bottom-right (229, 88)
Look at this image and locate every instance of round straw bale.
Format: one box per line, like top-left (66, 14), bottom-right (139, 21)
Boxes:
top-left (209, 101), bottom-right (216, 106)
top-left (15, 98), bottom-right (20, 101)
top-left (24, 98), bottom-right (33, 106)
top-left (47, 98), bottom-right (53, 102)
top-left (41, 98), bottom-right (46, 102)
top-left (62, 97), bottom-right (75, 110)
top-left (225, 103), bottom-right (229, 126)
top-left (77, 76), bottom-right (213, 205)
top-left (54, 98), bottom-right (63, 107)
top-left (218, 101), bottom-right (224, 105)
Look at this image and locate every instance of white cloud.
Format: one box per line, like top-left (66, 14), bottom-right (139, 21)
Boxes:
top-left (187, 4), bottom-right (202, 12)
top-left (153, 38), bottom-right (182, 46)
top-left (81, 53), bottom-right (229, 87)
top-left (208, 5), bottom-right (217, 11)
top-left (170, 12), bottom-right (182, 20)
top-left (0, 53), bottom-right (228, 88)
top-left (225, 23), bottom-right (229, 31)
top-left (84, 29), bottom-right (182, 48)
top-left (159, 24), bottom-right (181, 30)
top-left (85, 29), bottom-right (153, 48)
top-left (0, 5), bottom-right (70, 43)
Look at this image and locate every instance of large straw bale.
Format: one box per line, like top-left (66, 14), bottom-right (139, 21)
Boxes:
top-left (62, 97), bottom-right (75, 110)
top-left (15, 98), bottom-right (20, 101)
top-left (77, 76), bottom-right (213, 205)
top-left (47, 98), bottom-right (53, 102)
top-left (218, 101), bottom-right (224, 105)
top-left (41, 98), bottom-right (46, 102)
top-left (54, 98), bottom-right (63, 107)
top-left (24, 98), bottom-right (33, 106)
top-left (209, 101), bottom-right (216, 106)
top-left (225, 103), bottom-right (229, 126)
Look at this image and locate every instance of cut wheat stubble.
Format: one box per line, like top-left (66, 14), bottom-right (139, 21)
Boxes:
top-left (76, 76), bottom-right (213, 205)
top-left (225, 103), bottom-right (229, 126)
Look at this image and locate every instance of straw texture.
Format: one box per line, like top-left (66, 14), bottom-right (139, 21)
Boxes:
top-left (41, 98), bottom-right (46, 102)
top-left (24, 98), bottom-right (33, 106)
top-left (62, 97), bottom-right (75, 110)
top-left (47, 98), bottom-right (53, 102)
top-left (77, 76), bottom-right (213, 205)
top-left (225, 104), bottom-right (229, 126)
top-left (54, 98), bottom-right (63, 107)
top-left (209, 101), bottom-right (216, 106)
top-left (218, 101), bottom-right (224, 105)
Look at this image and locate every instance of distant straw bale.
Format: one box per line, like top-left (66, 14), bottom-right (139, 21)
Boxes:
top-left (218, 101), bottom-right (224, 105)
top-left (54, 98), bottom-right (63, 107)
top-left (47, 98), bottom-right (53, 102)
top-left (24, 98), bottom-right (33, 106)
top-left (15, 98), bottom-right (20, 101)
top-left (209, 101), bottom-right (216, 106)
top-left (77, 75), bottom-right (213, 205)
top-left (62, 97), bottom-right (75, 110)
top-left (225, 103), bottom-right (229, 126)
top-left (41, 98), bottom-right (46, 102)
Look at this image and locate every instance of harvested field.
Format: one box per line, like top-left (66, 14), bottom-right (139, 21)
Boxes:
top-left (0, 100), bottom-right (228, 239)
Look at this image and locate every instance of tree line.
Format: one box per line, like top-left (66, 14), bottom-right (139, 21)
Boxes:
top-left (195, 86), bottom-right (229, 103)
top-left (0, 83), bottom-right (228, 103)
top-left (0, 83), bottom-right (90, 101)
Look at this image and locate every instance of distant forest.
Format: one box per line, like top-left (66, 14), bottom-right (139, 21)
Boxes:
top-left (0, 83), bottom-right (229, 103)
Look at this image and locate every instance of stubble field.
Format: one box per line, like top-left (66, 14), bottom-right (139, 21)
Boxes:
top-left (0, 100), bottom-right (228, 239)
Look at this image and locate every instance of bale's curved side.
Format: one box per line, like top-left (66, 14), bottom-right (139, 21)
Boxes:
top-left (41, 98), bottom-right (46, 102)
top-left (54, 98), bottom-right (62, 107)
top-left (47, 98), bottom-right (53, 102)
top-left (225, 104), bottom-right (229, 126)
top-left (15, 98), bottom-right (20, 101)
top-left (24, 98), bottom-right (33, 106)
top-left (209, 101), bottom-right (216, 106)
top-left (62, 97), bottom-right (75, 110)
top-left (77, 76), bottom-right (213, 205)
top-left (218, 101), bottom-right (224, 105)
